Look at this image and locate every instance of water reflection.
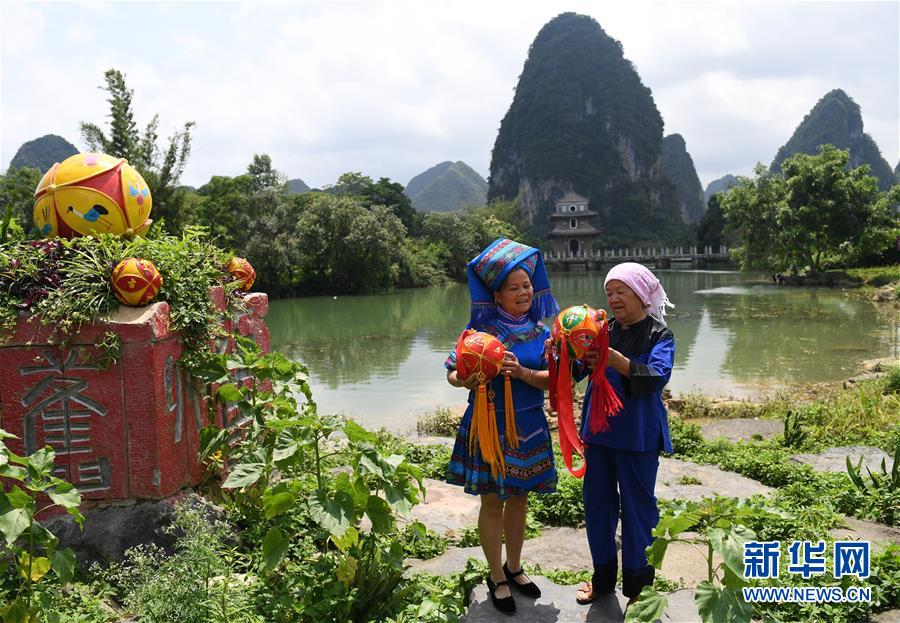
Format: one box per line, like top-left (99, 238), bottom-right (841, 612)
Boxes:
top-left (267, 269), bottom-right (898, 429)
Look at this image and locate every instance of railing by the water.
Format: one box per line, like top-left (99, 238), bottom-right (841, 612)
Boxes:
top-left (544, 245), bottom-right (731, 268)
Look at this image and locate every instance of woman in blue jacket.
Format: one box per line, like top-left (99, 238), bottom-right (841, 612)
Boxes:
top-left (573, 262), bottom-right (675, 607)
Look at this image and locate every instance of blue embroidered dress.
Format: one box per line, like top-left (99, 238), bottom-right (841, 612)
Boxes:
top-left (445, 308), bottom-right (558, 498)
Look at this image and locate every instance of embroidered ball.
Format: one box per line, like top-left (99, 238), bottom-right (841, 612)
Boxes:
top-left (551, 305), bottom-right (606, 360)
top-left (455, 330), bottom-right (506, 383)
top-left (112, 258), bottom-right (163, 307)
top-left (33, 153), bottom-right (152, 239)
top-left (227, 257), bottom-right (256, 291)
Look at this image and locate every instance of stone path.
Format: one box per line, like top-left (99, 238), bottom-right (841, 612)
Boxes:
top-left (462, 578), bottom-right (700, 623)
top-left (699, 418), bottom-right (783, 443)
top-left (405, 479), bottom-right (481, 538)
top-left (872, 610), bottom-right (900, 623)
top-left (656, 457), bottom-right (774, 502)
top-left (828, 516), bottom-right (900, 550)
top-left (791, 446), bottom-right (894, 474)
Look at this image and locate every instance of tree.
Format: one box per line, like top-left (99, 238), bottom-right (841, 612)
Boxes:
top-left (294, 194), bottom-right (407, 293)
top-left (247, 154), bottom-right (286, 192)
top-left (328, 172), bottom-right (373, 196)
top-left (720, 164), bottom-right (786, 270)
top-left (696, 194), bottom-right (726, 250)
top-left (80, 69), bottom-right (194, 231)
top-left (721, 145), bottom-right (899, 272)
top-left (0, 166), bottom-right (43, 239)
top-left (359, 177), bottom-right (416, 233)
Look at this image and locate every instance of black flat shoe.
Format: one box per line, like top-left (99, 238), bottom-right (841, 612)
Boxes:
top-left (504, 562), bottom-right (542, 599)
top-left (486, 577), bottom-right (516, 614)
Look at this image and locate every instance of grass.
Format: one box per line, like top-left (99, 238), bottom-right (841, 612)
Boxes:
top-left (416, 407), bottom-right (462, 437)
top-left (846, 264), bottom-right (900, 287)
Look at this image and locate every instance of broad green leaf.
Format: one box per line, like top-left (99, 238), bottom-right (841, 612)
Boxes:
top-left (222, 463), bottom-right (264, 489)
top-left (646, 537), bottom-right (670, 569)
top-left (47, 482), bottom-right (81, 510)
top-left (216, 383), bottom-right (244, 403)
top-left (694, 582), bottom-right (752, 623)
top-left (27, 448), bottom-right (55, 476)
top-left (365, 496), bottom-right (393, 534)
top-left (18, 553), bottom-right (51, 582)
top-left (5, 486), bottom-right (32, 510)
top-left (344, 420), bottom-right (377, 444)
top-left (0, 598), bottom-right (38, 623)
top-left (384, 483), bottom-right (413, 517)
top-left (0, 429), bottom-right (16, 439)
top-left (331, 526), bottom-right (359, 553)
top-left (0, 464), bottom-right (27, 481)
top-left (655, 511), bottom-right (701, 538)
top-left (261, 527), bottom-right (290, 572)
top-left (262, 484), bottom-right (298, 519)
top-left (624, 586), bottom-right (668, 622)
top-left (708, 525), bottom-right (755, 586)
top-left (336, 555), bottom-right (358, 586)
top-left (308, 490), bottom-right (354, 537)
top-left (358, 453), bottom-right (383, 477)
top-left (380, 454), bottom-right (405, 477)
top-left (272, 437), bottom-right (301, 463)
top-left (50, 549), bottom-right (76, 584)
top-left (0, 508), bottom-right (31, 545)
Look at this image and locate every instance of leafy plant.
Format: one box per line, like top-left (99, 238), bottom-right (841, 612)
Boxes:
top-left (416, 407), bottom-right (461, 437)
top-left (100, 502), bottom-right (259, 623)
top-left (781, 410), bottom-right (808, 449)
top-left (0, 430), bottom-right (84, 622)
top-left (845, 445), bottom-right (900, 525)
top-left (626, 496), bottom-right (788, 623)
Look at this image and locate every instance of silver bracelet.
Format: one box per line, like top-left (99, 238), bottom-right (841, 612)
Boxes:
top-left (528, 368), bottom-right (534, 383)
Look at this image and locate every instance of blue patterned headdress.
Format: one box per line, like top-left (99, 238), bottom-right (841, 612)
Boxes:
top-left (467, 238), bottom-right (559, 327)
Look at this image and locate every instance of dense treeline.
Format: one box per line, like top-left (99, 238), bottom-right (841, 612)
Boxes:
top-left (707, 145), bottom-right (899, 273)
top-left (0, 69), bottom-right (531, 297)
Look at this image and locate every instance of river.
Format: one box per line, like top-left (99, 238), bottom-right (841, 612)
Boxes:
top-left (266, 269), bottom-right (898, 431)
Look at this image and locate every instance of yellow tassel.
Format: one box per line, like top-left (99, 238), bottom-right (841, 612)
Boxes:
top-left (487, 400), bottom-right (506, 479)
top-left (504, 375), bottom-right (518, 450)
top-left (470, 383), bottom-right (487, 458)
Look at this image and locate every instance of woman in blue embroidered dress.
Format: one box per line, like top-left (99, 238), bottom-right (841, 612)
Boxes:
top-left (444, 238), bottom-right (560, 614)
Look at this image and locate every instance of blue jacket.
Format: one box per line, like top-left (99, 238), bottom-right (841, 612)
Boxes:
top-left (576, 315), bottom-right (674, 453)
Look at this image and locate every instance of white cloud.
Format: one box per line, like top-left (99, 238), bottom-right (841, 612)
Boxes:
top-left (1, 1), bottom-right (897, 191)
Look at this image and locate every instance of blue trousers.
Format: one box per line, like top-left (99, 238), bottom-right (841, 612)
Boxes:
top-left (583, 444), bottom-right (659, 597)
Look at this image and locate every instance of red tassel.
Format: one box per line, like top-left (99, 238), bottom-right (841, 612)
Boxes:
top-left (548, 348), bottom-right (559, 414)
top-left (587, 322), bottom-right (623, 434)
top-left (554, 335), bottom-right (587, 478)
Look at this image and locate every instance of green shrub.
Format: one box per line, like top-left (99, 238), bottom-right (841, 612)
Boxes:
top-left (884, 366), bottom-right (900, 394)
top-left (397, 522), bottom-right (449, 560)
top-left (416, 407), bottom-right (462, 437)
top-left (668, 417), bottom-right (705, 456)
top-left (529, 472), bottom-right (584, 527)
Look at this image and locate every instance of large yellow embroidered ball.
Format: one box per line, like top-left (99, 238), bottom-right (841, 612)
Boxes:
top-left (112, 258), bottom-right (163, 307)
top-left (226, 257), bottom-right (256, 291)
top-left (33, 152), bottom-right (152, 239)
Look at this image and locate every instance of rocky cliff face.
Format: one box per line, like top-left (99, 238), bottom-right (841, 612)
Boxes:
top-left (660, 134), bottom-right (706, 224)
top-left (704, 174), bottom-right (739, 203)
top-left (9, 134), bottom-right (78, 172)
top-left (771, 89), bottom-right (895, 190)
top-left (487, 12), bottom-right (687, 245)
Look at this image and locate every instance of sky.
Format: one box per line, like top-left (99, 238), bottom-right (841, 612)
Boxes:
top-left (1, 1), bottom-right (898, 191)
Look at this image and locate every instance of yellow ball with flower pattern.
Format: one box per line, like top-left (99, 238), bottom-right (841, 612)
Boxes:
top-left (111, 258), bottom-right (163, 306)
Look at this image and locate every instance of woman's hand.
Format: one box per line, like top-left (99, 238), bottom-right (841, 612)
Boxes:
top-left (583, 351), bottom-right (601, 370)
top-left (607, 347), bottom-right (630, 376)
top-left (501, 351), bottom-right (525, 380)
top-left (544, 338), bottom-right (557, 359)
top-left (447, 369), bottom-right (481, 390)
